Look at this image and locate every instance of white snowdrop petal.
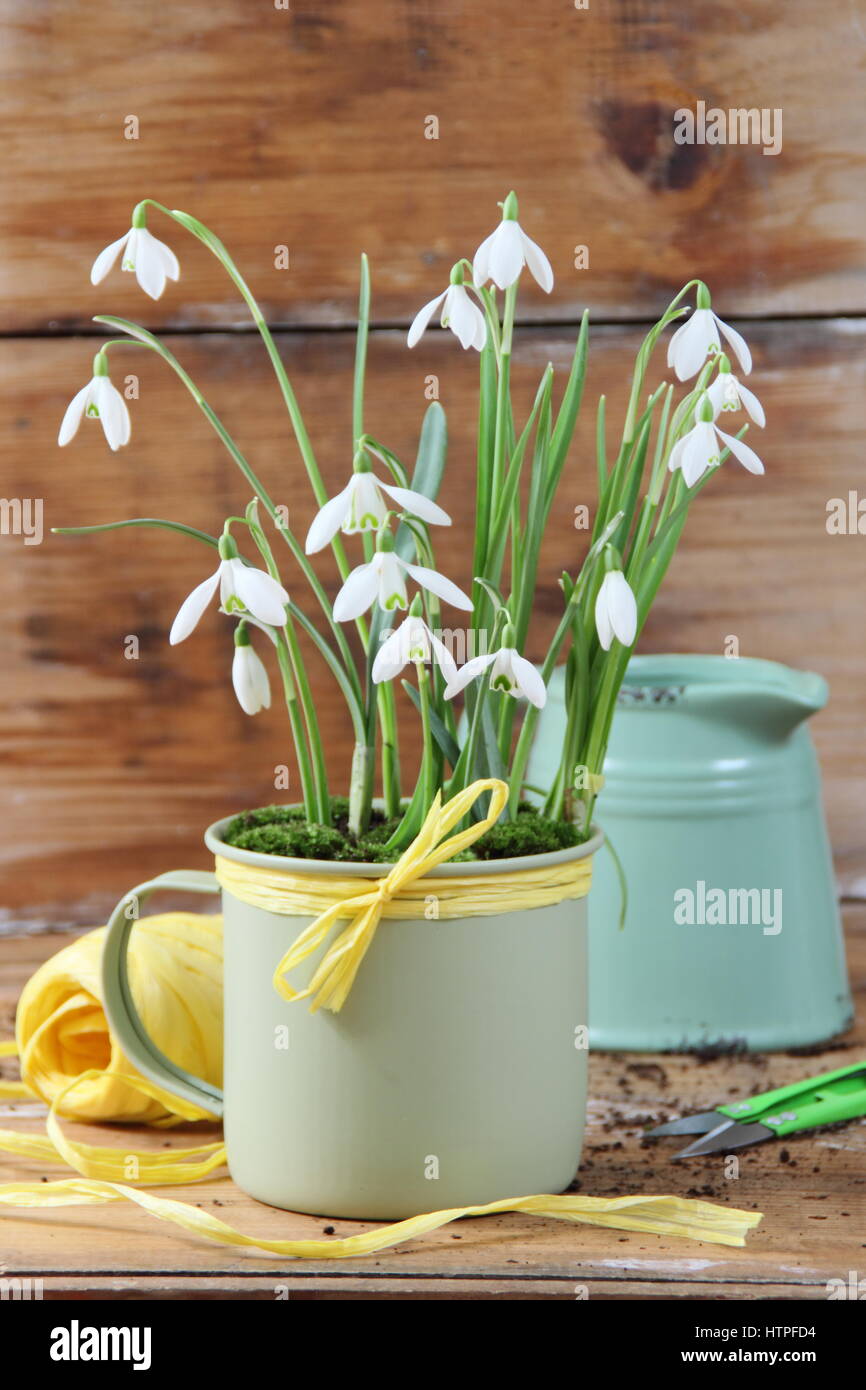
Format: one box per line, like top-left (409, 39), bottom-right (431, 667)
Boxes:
top-left (304, 484), bottom-right (352, 553)
top-left (443, 652), bottom-right (497, 700)
top-left (679, 423), bottom-right (716, 487)
top-left (333, 561), bottom-right (381, 622)
top-left (428, 630), bottom-right (459, 686)
top-left (609, 573), bottom-right (638, 647)
top-left (90, 232), bottom-right (130, 286)
top-left (232, 645), bottom-right (270, 715)
top-left (152, 233), bottom-right (180, 281)
top-left (57, 382), bottom-right (92, 446)
top-left (445, 285), bottom-right (480, 349)
top-left (371, 624), bottom-right (408, 683)
top-left (232, 563), bottom-right (289, 626)
top-left (169, 569), bottom-right (221, 644)
top-left (403, 560), bottom-right (473, 611)
top-left (472, 229), bottom-right (497, 288)
top-left (716, 428), bottom-right (765, 476)
top-left (510, 653), bottom-right (548, 707)
top-left (666, 318), bottom-right (689, 370)
top-left (736, 382), bottom-right (766, 428)
top-left (345, 473), bottom-right (388, 532)
top-left (133, 231), bottom-right (168, 300)
top-left (487, 221), bottom-right (525, 290)
top-left (671, 310), bottom-right (721, 381)
top-left (407, 291), bottom-right (447, 348)
top-left (94, 377), bottom-right (126, 451)
top-left (715, 314), bottom-right (753, 376)
top-left (594, 582), bottom-right (614, 651)
top-left (519, 228), bottom-right (554, 293)
top-left (667, 434), bottom-right (687, 474)
top-left (377, 480), bottom-right (451, 527)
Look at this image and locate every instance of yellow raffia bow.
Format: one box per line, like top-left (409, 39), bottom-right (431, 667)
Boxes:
top-left (262, 777), bottom-right (589, 1013)
top-left (265, 778), bottom-right (511, 1011)
top-left (0, 783), bottom-right (763, 1255)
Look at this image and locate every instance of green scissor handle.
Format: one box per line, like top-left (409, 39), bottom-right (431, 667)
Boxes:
top-left (718, 1060), bottom-right (866, 1137)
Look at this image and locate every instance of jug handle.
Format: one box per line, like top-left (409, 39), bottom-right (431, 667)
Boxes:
top-left (101, 870), bottom-right (224, 1118)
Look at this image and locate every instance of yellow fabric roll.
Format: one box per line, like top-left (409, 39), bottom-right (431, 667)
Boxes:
top-left (12, 912), bottom-right (222, 1124)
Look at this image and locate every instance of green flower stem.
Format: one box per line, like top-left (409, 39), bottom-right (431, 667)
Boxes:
top-left (95, 320), bottom-right (362, 708)
top-left (377, 683), bottom-right (401, 818)
top-left (507, 590), bottom-right (582, 818)
top-left (619, 281), bottom-right (701, 449)
top-left (353, 254), bottom-right (370, 448)
top-left (52, 516), bottom-right (217, 546)
top-left (448, 668), bottom-right (489, 798)
top-left (348, 741), bottom-right (376, 838)
top-left (416, 662), bottom-right (435, 811)
top-left (141, 199), bottom-right (352, 585)
top-left (247, 512), bottom-right (330, 823)
top-left (491, 282), bottom-right (518, 503)
top-left (273, 632), bottom-right (317, 821)
top-left (281, 617), bottom-right (330, 823)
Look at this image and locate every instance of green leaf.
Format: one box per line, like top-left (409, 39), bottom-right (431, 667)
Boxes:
top-left (394, 402), bottom-right (447, 561)
top-left (548, 308), bottom-right (589, 501)
top-left (473, 338), bottom-right (498, 581)
top-left (595, 394), bottom-right (607, 495)
top-left (402, 680), bottom-right (461, 767)
top-left (487, 365), bottom-right (553, 582)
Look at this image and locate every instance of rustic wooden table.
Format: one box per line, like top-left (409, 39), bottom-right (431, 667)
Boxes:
top-left (1, 909), bottom-right (863, 1301)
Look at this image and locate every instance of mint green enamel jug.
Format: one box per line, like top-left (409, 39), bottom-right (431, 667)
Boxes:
top-left (528, 655), bottom-right (852, 1052)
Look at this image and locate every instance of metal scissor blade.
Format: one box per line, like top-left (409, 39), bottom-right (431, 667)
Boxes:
top-left (674, 1120), bottom-right (775, 1160)
top-left (645, 1110), bottom-right (730, 1138)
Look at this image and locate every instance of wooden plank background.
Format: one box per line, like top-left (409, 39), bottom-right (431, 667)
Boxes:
top-left (1, 0), bottom-right (865, 927)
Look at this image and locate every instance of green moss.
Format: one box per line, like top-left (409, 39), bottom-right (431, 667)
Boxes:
top-left (221, 799), bottom-right (582, 864)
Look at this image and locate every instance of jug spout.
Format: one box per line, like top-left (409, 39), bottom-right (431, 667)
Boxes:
top-left (686, 660), bottom-right (828, 738)
top-left (617, 655), bottom-right (828, 739)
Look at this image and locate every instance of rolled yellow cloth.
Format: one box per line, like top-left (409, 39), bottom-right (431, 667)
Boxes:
top-left (12, 912), bottom-right (222, 1124)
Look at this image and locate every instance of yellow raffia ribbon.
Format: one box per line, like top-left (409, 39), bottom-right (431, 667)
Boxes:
top-left (0, 784), bottom-right (763, 1254)
top-left (256, 778), bottom-right (592, 1013)
top-left (0, 1063), bottom-right (760, 1250)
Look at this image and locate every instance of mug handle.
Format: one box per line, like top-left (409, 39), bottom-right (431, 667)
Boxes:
top-left (101, 869), bottom-right (224, 1117)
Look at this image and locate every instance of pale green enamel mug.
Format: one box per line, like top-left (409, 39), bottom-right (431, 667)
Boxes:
top-left (101, 826), bottom-right (602, 1220)
top-left (528, 655), bottom-right (853, 1052)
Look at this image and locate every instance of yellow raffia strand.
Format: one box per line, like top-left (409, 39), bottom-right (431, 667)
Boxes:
top-left (255, 778), bottom-right (589, 1013)
top-left (0, 780), bottom-right (763, 1253)
top-left (0, 1038), bottom-right (30, 1097)
top-left (0, 1058), bottom-right (761, 1251)
top-left (0, 1179), bottom-right (762, 1253)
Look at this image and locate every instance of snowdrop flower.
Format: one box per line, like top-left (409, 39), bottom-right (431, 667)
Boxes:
top-left (666, 286), bottom-right (752, 382)
top-left (170, 535), bottom-right (289, 645)
top-left (333, 534), bottom-right (472, 622)
top-left (407, 266), bottom-right (487, 351)
top-left (595, 570), bottom-right (638, 652)
top-left (444, 631), bottom-right (547, 708)
top-left (305, 463), bottom-right (451, 553)
top-left (372, 616), bottom-right (458, 686)
top-left (57, 351), bottom-right (131, 452)
top-left (472, 192), bottom-right (553, 293)
top-left (668, 393), bottom-right (764, 488)
top-left (90, 206), bottom-right (180, 301)
top-left (706, 356), bottom-right (765, 428)
top-left (231, 623), bottom-right (271, 715)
